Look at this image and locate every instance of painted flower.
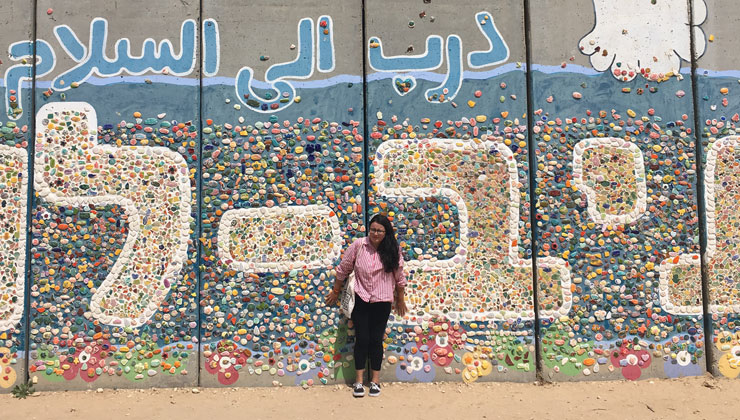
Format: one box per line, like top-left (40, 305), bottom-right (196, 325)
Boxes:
top-left (428, 321), bottom-right (465, 347)
top-left (663, 350), bottom-right (703, 378)
top-left (461, 350), bottom-right (493, 383)
top-left (426, 332), bottom-right (455, 367)
top-left (411, 320), bottom-right (464, 369)
top-left (0, 347), bottom-right (17, 389)
top-left (283, 354), bottom-right (325, 385)
top-left (610, 343), bottom-right (651, 380)
top-left (395, 342), bottom-right (435, 382)
top-left (204, 340), bottom-right (250, 385)
top-left (60, 340), bottom-right (112, 382)
top-left (716, 331), bottom-right (740, 379)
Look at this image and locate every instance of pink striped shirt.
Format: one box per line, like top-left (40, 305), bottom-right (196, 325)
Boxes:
top-left (336, 237), bottom-right (406, 303)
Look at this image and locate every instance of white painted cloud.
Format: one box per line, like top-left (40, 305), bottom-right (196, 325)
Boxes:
top-left (579, 0), bottom-right (707, 81)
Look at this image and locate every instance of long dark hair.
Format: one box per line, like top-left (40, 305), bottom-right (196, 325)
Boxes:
top-left (368, 214), bottom-right (400, 273)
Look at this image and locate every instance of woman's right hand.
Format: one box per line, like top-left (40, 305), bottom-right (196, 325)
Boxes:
top-left (325, 289), bottom-right (340, 306)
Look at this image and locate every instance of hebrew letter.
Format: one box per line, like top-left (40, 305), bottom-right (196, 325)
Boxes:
top-left (375, 139), bottom-right (571, 321)
top-left (35, 102), bottom-right (192, 327)
top-left (573, 137), bottom-right (647, 225)
top-left (660, 136), bottom-right (740, 315)
top-left (218, 205), bottom-right (342, 272)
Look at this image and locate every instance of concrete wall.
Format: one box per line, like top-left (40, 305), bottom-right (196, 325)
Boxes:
top-left (530, 0), bottom-right (704, 381)
top-left (0, 0), bottom-right (738, 391)
top-left (198, 0), bottom-right (365, 387)
top-left (26, 0), bottom-right (201, 391)
top-left (365, 0), bottom-right (535, 384)
top-left (696, 0), bottom-right (740, 379)
top-left (0, 0), bottom-right (33, 392)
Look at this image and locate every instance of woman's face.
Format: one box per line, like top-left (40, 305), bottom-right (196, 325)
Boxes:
top-left (368, 221), bottom-right (386, 248)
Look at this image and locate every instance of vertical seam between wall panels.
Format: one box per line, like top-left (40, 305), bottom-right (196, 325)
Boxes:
top-left (688, 0), bottom-right (713, 376)
top-left (361, 0), bottom-right (370, 383)
top-left (196, 0), bottom-right (204, 387)
top-left (22, 0), bottom-right (40, 386)
top-left (361, 0), bottom-right (369, 232)
top-left (522, 0), bottom-right (543, 381)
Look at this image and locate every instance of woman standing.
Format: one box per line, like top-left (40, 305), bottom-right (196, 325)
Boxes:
top-left (325, 214), bottom-right (407, 397)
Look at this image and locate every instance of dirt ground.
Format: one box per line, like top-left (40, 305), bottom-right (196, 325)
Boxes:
top-left (2, 375), bottom-right (739, 420)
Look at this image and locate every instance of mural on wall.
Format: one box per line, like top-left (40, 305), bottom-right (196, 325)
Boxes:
top-left (2, 0), bottom-right (740, 391)
top-left (35, 102), bottom-right (192, 327)
top-left (28, 101), bottom-right (200, 387)
top-left (692, 0), bottom-right (740, 381)
top-left (368, 11), bottom-right (509, 104)
top-left (23, 0), bottom-right (202, 390)
top-left (532, 0), bottom-right (707, 380)
top-left (197, 0), bottom-right (366, 387)
top-left (0, 0), bottom-right (34, 390)
top-left (234, 15), bottom-right (334, 113)
top-left (374, 138), bottom-right (571, 321)
top-left (365, 0), bottom-right (542, 383)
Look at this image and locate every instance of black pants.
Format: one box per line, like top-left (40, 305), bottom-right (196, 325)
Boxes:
top-left (351, 294), bottom-right (392, 372)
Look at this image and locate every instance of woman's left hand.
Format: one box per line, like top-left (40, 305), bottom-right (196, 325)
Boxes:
top-left (325, 289), bottom-right (340, 306)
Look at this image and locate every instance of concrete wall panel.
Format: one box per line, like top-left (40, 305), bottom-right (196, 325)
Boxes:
top-left (365, 0), bottom-right (537, 383)
top-left (28, 0), bottom-right (200, 390)
top-left (198, 0), bottom-right (365, 387)
top-left (696, 0), bottom-right (740, 380)
top-left (0, 0), bottom-right (33, 393)
top-left (531, 0), bottom-right (705, 381)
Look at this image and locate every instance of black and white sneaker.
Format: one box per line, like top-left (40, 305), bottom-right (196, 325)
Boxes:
top-left (352, 382), bottom-right (366, 398)
top-left (368, 382), bottom-right (381, 397)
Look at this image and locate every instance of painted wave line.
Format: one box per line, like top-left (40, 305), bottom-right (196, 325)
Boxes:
top-left (531, 64), bottom-right (693, 76)
top-left (3, 66), bottom-right (734, 90)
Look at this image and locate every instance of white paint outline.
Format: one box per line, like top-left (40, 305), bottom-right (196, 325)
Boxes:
top-left (265, 17), bottom-right (316, 83)
top-left (35, 101), bottom-right (192, 327)
top-left (217, 204), bottom-right (343, 273)
top-left (202, 18), bottom-right (220, 77)
top-left (234, 17), bottom-right (315, 114)
top-left (316, 15), bottom-right (335, 74)
top-left (466, 11), bottom-right (510, 70)
top-left (658, 253), bottom-right (702, 315)
top-left (4, 39), bottom-right (57, 121)
top-left (573, 137), bottom-right (647, 225)
top-left (659, 136), bottom-right (740, 315)
top-left (391, 75), bottom-right (416, 96)
top-left (375, 139), bottom-right (571, 321)
top-left (424, 35), bottom-right (464, 102)
top-left (0, 146), bottom-right (27, 331)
